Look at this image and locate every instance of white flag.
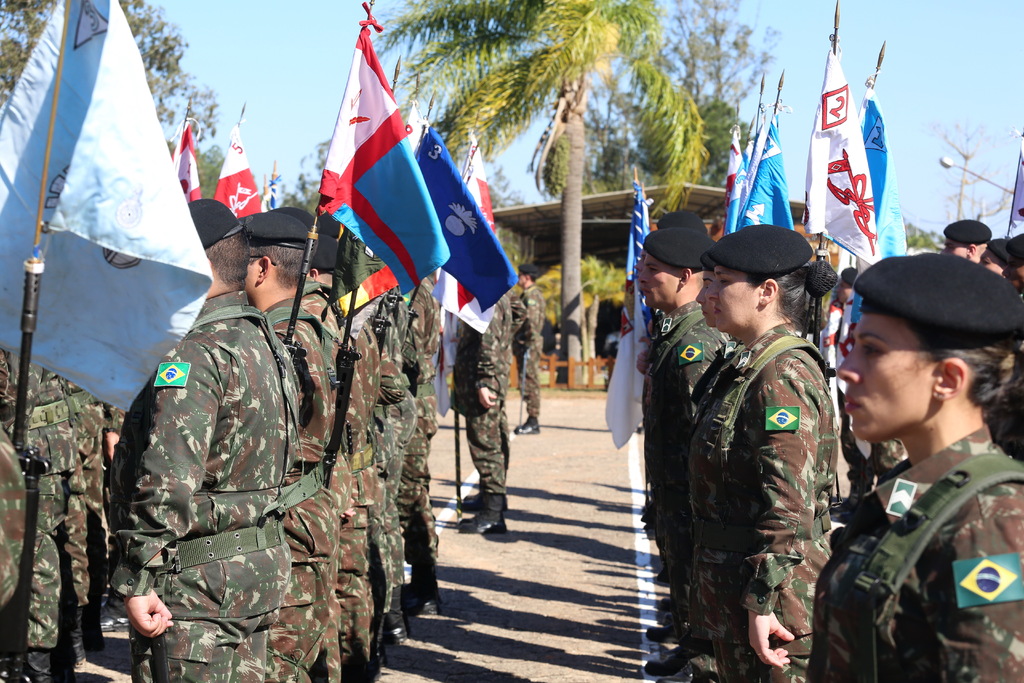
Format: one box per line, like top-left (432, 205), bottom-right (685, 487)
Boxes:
top-left (0, 0), bottom-right (212, 408)
top-left (805, 50), bottom-right (879, 263)
top-left (1008, 137), bottom-right (1024, 238)
top-left (170, 119), bottom-right (201, 201)
top-left (433, 268), bottom-right (495, 333)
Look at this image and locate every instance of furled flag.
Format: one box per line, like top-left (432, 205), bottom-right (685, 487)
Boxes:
top-left (605, 182), bottom-right (651, 449)
top-left (738, 111), bottom-right (770, 214)
top-left (723, 125), bottom-right (742, 216)
top-left (213, 123), bottom-right (261, 218)
top-left (740, 118), bottom-right (794, 229)
top-left (323, 215), bottom-right (398, 315)
top-left (170, 119), bottom-right (201, 201)
top-left (860, 88), bottom-right (906, 257)
top-left (805, 50), bottom-right (879, 264)
top-left (725, 136), bottom-right (753, 235)
top-left (261, 161), bottom-right (281, 212)
top-left (0, 0), bottom-right (212, 408)
top-left (434, 308), bottom-right (459, 416)
top-left (1008, 136), bottom-right (1024, 238)
top-left (318, 16), bottom-right (450, 292)
top-left (463, 132), bottom-right (496, 230)
top-left (417, 127), bottom-right (516, 312)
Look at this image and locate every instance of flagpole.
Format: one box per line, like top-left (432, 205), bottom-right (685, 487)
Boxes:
top-left (831, 0), bottom-right (840, 55)
top-left (391, 57), bottom-right (402, 95)
top-left (866, 42), bottom-right (886, 90)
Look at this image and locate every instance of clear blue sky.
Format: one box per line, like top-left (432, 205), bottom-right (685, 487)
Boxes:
top-left (156, 0), bottom-right (1024, 237)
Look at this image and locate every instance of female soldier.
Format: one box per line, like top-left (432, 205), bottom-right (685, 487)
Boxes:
top-left (690, 225), bottom-right (839, 681)
top-left (809, 253), bottom-right (1024, 682)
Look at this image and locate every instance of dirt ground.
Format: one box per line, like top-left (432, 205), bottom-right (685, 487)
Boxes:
top-left (75, 390), bottom-right (851, 682)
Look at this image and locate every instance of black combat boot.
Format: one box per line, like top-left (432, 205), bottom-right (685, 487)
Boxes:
top-left (99, 595), bottom-right (128, 632)
top-left (81, 601), bottom-right (104, 651)
top-left (513, 416), bottom-right (540, 435)
top-left (460, 492), bottom-right (485, 512)
top-left (23, 649), bottom-right (53, 683)
top-left (458, 493), bottom-right (507, 534)
top-left (402, 563), bottom-right (441, 616)
top-left (382, 592), bottom-right (408, 645)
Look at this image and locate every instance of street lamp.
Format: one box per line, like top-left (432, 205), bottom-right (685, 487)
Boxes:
top-left (938, 156), bottom-right (1013, 195)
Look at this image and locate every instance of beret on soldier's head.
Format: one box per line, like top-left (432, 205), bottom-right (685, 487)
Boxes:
top-left (705, 224), bottom-right (812, 278)
top-left (700, 250), bottom-right (717, 271)
top-left (189, 199), bottom-right (244, 249)
top-left (657, 210), bottom-right (707, 234)
top-left (318, 213), bottom-right (344, 240)
top-left (311, 233), bottom-right (339, 273)
top-left (855, 253), bottom-right (1024, 337)
top-left (840, 267), bottom-right (858, 286)
top-left (943, 219), bottom-right (991, 245)
top-left (643, 227), bottom-right (714, 269)
top-left (987, 238), bottom-right (1010, 264)
top-left (243, 211), bottom-right (308, 249)
top-left (1006, 234), bottom-right (1024, 260)
top-left (272, 206), bottom-right (316, 230)
top-left (519, 263), bottom-right (540, 277)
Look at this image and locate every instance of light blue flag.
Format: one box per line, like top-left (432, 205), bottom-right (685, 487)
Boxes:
top-left (0, 0), bottom-right (212, 408)
top-left (740, 119), bottom-right (793, 229)
top-left (725, 139), bottom-right (752, 234)
top-left (861, 89), bottom-right (906, 258)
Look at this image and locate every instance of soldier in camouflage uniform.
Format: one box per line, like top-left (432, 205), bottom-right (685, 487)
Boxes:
top-left (0, 427), bottom-right (24, 611)
top-left (454, 290), bottom-right (523, 534)
top-left (690, 226), bottom-right (839, 682)
top-left (809, 254), bottom-right (1024, 682)
top-left (1, 353), bottom-right (79, 681)
top-left (242, 209), bottom-right (347, 683)
top-left (513, 264), bottom-right (545, 435)
top-left (399, 276), bottom-right (442, 617)
top-left (108, 199), bottom-right (298, 682)
top-left (636, 228), bottom-right (725, 683)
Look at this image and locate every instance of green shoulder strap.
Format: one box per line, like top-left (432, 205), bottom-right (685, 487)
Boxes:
top-left (649, 308), bottom-right (707, 375)
top-left (850, 452), bottom-right (1024, 683)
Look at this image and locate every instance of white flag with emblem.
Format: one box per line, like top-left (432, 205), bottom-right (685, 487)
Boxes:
top-left (0, 0), bottom-right (212, 408)
top-left (805, 50), bottom-right (879, 263)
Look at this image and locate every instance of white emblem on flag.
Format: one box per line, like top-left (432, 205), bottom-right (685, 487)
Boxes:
top-left (444, 203), bottom-right (477, 236)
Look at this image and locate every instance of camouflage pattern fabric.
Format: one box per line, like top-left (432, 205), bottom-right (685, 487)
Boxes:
top-left (454, 292), bottom-right (517, 495)
top-left (400, 278), bottom-right (441, 566)
top-left (130, 618), bottom-right (272, 682)
top-left (809, 430), bottom-right (1024, 682)
top-left (642, 302), bottom-right (726, 633)
top-left (0, 428), bottom-right (24, 610)
top-left (1, 353), bottom-right (78, 649)
top-left (688, 327), bottom-right (837, 682)
top-left (713, 639), bottom-right (810, 683)
top-left (514, 283), bottom-right (545, 419)
top-left (109, 291), bottom-right (298, 682)
top-left (265, 287), bottom-right (345, 683)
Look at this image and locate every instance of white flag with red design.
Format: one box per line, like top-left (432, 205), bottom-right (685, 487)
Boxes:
top-left (723, 125), bottom-right (742, 212)
top-left (213, 123), bottom-right (261, 218)
top-left (170, 120), bottom-right (201, 201)
top-left (805, 50), bottom-right (879, 263)
top-left (463, 133), bottom-right (495, 230)
top-left (1008, 136), bottom-right (1024, 237)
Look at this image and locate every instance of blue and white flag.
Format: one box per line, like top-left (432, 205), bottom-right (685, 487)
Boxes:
top-left (416, 126), bottom-right (515, 312)
top-left (860, 89), bottom-right (905, 258)
top-left (0, 0), bottom-right (212, 408)
top-left (725, 137), bottom-right (753, 234)
top-left (605, 181), bottom-right (651, 449)
top-left (740, 118), bottom-right (793, 229)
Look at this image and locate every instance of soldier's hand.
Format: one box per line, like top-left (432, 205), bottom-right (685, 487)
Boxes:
top-left (127, 591), bottom-right (173, 638)
top-left (103, 430), bottom-right (120, 462)
top-left (478, 386), bottom-right (496, 409)
top-left (748, 611), bottom-right (793, 668)
top-left (636, 337), bottom-right (651, 375)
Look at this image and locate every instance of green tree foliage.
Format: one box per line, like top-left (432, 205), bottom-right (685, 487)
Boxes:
top-left (0, 0), bottom-right (218, 135)
top-left (196, 145), bottom-right (224, 200)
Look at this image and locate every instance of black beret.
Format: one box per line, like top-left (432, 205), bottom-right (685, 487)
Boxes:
top-left (189, 199), bottom-right (244, 249)
top-left (1006, 234), bottom-right (1024, 259)
top-left (705, 225), bottom-right (811, 277)
top-left (318, 213), bottom-right (344, 240)
top-left (311, 233), bottom-right (339, 273)
top-left (519, 263), bottom-right (540, 277)
top-left (700, 250), bottom-right (716, 271)
top-left (986, 238), bottom-right (1009, 264)
top-left (943, 219), bottom-right (991, 245)
top-left (657, 211), bottom-right (707, 234)
top-left (242, 211), bottom-right (307, 250)
top-left (840, 267), bottom-right (858, 286)
top-left (272, 207), bottom-right (316, 230)
top-left (856, 253), bottom-right (1024, 337)
top-left (644, 228), bottom-right (714, 269)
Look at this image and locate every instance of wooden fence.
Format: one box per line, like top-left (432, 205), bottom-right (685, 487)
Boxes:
top-left (510, 353), bottom-right (615, 391)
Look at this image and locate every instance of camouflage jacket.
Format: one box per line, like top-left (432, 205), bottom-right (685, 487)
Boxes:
top-left (517, 283), bottom-right (546, 349)
top-left (344, 310), bottom-right (382, 475)
top-left (0, 353), bottom-right (77, 475)
top-left (453, 291), bottom-right (517, 414)
top-left (809, 429), bottom-right (1024, 681)
top-left (109, 291), bottom-right (298, 616)
top-left (643, 301), bottom-right (726, 488)
top-left (374, 291), bottom-right (416, 464)
top-left (0, 429), bottom-right (23, 609)
top-left (688, 326), bottom-right (837, 646)
top-left (403, 276), bottom-right (441, 390)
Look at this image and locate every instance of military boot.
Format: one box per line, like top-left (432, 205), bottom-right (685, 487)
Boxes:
top-left (513, 416), bottom-right (540, 435)
top-left (382, 592), bottom-right (408, 645)
top-left (81, 602), bottom-right (104, 651)
top-left (23, 649), bottom-right (52, 683)
top-left (402, 563), bottom-right (441, 616)
top-left (460, 492), bottom-right (485, 512)
top-left (458, 493), bottom-right (507, 534)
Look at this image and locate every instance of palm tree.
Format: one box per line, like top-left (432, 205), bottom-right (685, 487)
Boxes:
top-left (384, 0), bottom-right (705, 359)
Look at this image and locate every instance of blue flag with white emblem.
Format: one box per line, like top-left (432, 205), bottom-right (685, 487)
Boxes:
top-left (0, 0), bottom-right (212, 408)
top-left (861, 89), bottom-right (906, 258)
top-left (416, 126), bottom-right (515, 311)
top-left (740, 119), bottom-right (793, 229)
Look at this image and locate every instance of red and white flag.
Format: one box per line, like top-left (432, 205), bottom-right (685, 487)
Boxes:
top-left (805, 50), bottom-right (879, 263)
top-left (1008, 136), bottom-right (1024, 238)
top-left (723, 124), bottom-right (742, 212)
top-left (171, 120), bottom-right (201, 201)
top-left (213, 123), bottom-right (261, 218)
top-left (463, 132), bottom-right (495, 231)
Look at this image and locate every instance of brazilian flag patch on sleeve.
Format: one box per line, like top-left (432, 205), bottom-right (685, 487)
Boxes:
top-left (765, 407), bottom-right (800, 431)
top-left (677, 343), bottom-right (704, 365)
top-left (154, 362), bottom-right (191, 388)
top-left (953, 553), bottom-right (1024, 608)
